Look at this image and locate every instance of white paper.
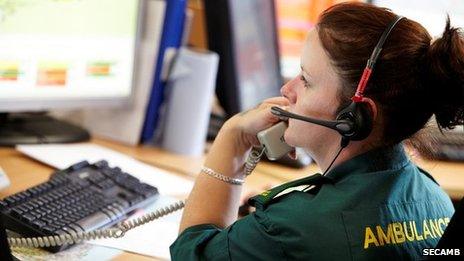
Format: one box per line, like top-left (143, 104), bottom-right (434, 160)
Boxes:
top-left (12, 243), bottom-right (122, 261)
top-left (0, 165), bottom-right (11, 191)
top-left (89, 196), bottom-right (183, 260)
top-left (16, 143), bottom-right (193, 197)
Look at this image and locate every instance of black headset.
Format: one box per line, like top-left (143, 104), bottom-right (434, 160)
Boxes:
top-left (272, 15), bottom-right (404, 147)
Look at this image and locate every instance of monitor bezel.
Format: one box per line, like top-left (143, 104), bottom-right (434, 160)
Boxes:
top-left (0, 0), bottom-right (144, 112)
top-left (204, 0), bottom-right (283, 117)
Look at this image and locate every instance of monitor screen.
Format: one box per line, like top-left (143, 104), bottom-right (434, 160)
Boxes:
top-left (229, 1), bottom-right (282, 111)
top-left (0, 0), bottom-right (140, 111)
top-left (204, 0), bottom-right (282, 116)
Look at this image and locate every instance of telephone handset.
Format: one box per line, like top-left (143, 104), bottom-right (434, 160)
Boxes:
top-left (7, 123), bottom-right (291, 249)
top-left (257, 121), bottom-right (293, 161)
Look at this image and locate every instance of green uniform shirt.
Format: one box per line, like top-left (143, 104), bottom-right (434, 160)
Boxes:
top-left (170, 145), bottom-right (455, 260)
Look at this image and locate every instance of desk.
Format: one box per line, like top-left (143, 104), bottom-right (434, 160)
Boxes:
top-left (0, 138), bottom-right (284, 260)
top-left (1, 138), bottom-right (464, 260)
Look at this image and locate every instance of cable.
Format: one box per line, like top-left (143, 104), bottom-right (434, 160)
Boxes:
top-left (7, 200), bottom-right (185, 248)
top-left (244, 147), bottom-right (265, 176)
top-left (322, 140), bottom-right (346, 176)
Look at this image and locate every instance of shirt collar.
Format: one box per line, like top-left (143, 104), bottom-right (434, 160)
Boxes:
top-left (324, 144), bottom-right (410, 182)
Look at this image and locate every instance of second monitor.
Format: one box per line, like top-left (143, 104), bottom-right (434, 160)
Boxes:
top-left (204, 0), bottom-right (283, 117)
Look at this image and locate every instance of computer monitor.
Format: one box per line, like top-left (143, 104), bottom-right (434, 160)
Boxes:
top-left (0, 0), bottom-right (142, 145)
top-left (204, 0), bottom-right (282, 117)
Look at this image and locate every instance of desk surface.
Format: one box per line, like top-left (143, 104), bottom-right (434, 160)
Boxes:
top-left (1, 138), bottom-right (464, 260)
top-left (0, 139), bottom-right (283, 260)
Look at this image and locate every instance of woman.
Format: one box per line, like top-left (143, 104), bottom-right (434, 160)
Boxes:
top-left (171, 2), bottom-right (463, 260)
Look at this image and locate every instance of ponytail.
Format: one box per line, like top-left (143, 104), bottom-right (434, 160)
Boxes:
top-left (424, 17), bottom-right (464, 130)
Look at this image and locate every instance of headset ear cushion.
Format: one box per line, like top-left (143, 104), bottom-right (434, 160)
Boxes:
top-left (336, 102), bottom-right (373, 141)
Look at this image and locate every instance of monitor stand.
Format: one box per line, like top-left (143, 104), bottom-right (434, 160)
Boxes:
top-left (0, 113), bottom-right (90, 146)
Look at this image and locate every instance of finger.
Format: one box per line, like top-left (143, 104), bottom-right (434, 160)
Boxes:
top-left (262, 96), bottom-right (290, 106)
top-left (248, 136), bottom-right (261, 147)
top-left (255, 103), bottom-right (283, 124)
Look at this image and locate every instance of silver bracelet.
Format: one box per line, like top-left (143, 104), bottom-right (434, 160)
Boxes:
top-left (201, 166), bottom-right (244, 185)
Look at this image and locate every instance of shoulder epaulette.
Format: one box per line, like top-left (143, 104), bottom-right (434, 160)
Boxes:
top-left (249, 173), bottom-right (332, 209)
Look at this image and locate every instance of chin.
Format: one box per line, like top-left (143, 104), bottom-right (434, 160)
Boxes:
top-left (283, 129), bottom-right (298, 147)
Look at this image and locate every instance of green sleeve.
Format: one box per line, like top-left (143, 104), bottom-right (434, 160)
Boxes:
top-left (170, 211), bottom-right (286, 261)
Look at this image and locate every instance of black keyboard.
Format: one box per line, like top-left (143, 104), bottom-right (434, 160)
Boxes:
top-left (0, 160), bottom-right (159, 252)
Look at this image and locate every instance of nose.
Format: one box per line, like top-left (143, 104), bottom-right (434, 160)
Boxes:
top-left (280, 77), bottom-right (298, 104)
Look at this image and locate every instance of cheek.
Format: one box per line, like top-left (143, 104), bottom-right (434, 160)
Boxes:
top-left (284, 119), bottom-right (311, 147)
top-left (295, 93), bottom-right (336, 120)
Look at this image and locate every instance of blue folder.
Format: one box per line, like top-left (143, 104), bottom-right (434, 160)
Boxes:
top-left (141, 0), bottom-right (187, 143)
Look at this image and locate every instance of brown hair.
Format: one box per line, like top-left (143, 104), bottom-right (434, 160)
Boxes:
top-left (317, 2), bottom-right (464, 145)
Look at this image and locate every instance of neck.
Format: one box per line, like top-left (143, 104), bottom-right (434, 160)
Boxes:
top-left (314, 134), bottom-right (381, 173)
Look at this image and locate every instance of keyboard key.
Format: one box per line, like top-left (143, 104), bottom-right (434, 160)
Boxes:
top-left (29, 201), bottom-right (39, 209)
top-left (16, 205), bottom-right (28, 213)
top-left (94, 160), bottom-right (108, 168)
top-left (26, 187), bottom-right (41, 195)
top-left (0, 200), bottom-right (8, 209)
top-left (22, 203), bottom-right (34, 211)
top-left (21, 213), bottom-right (36, 222)
top-left (41, 226), bottom-right (56, 234)
top-left (69, 161), bottom-right (89, 171)
top-left (97, 180), bottom-right (116, 191)
top-left (32, 220), bottom-right (47, 229)
top-left (5, 196), bottom-right (18, 205)
top-left (10, 208), bottom-right (24, 217)
top-left (30, 211), bottom-right (42, 219)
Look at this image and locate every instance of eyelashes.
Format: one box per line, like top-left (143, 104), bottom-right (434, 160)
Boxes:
top-left (299, 74), bottom-right (310, 88)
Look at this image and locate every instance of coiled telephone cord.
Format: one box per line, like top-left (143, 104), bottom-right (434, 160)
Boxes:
top-left (244, 147), bottom-right (265, 176)
top-left (8, 148), bottom-right (264, 248)
top-left (7, 200), bottom-right (185, 248)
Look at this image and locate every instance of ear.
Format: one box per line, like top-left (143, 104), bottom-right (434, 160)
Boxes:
top-left (359, 97), bottom-right (378, 121)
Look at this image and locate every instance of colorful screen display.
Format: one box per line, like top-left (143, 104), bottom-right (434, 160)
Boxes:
top-left (0, 0), bottom-right (139, 101)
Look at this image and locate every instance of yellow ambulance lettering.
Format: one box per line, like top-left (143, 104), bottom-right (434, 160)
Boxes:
top-left (422, 220), bottom-right (433, 240)
top-left (392, 222), bottom-right (406, 243)
top-left (403, 221), bottom-right (415, 241)
top-left (364, 227), bottom-right (379, 249)
top-left (376, 224), bottom-right (395, 245)
top-left (363, 217), bottom-right (450, 249)
top-left (412, 221), bottom-right (423, 241)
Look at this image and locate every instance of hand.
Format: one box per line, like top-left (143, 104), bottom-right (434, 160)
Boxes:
top-left (220, 97), bottom-right (290, 154)
top-left (203, 97), bottom-right (290, 178)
